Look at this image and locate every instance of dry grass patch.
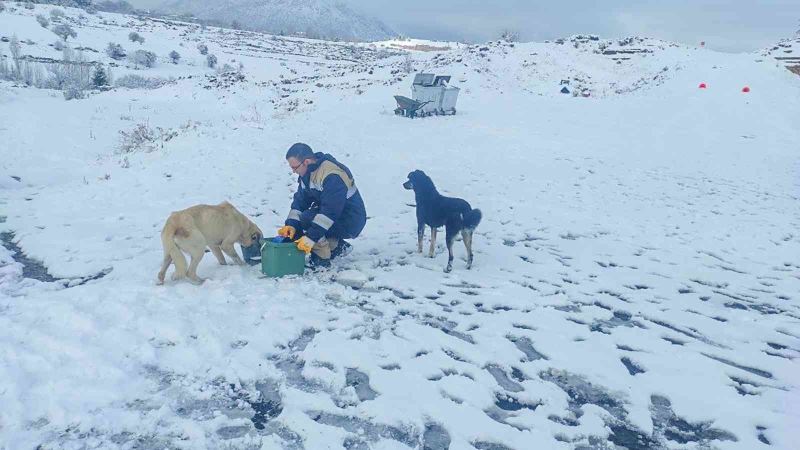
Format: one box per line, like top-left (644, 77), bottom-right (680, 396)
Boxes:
top-left (390, 43), bottom-right (451, 52)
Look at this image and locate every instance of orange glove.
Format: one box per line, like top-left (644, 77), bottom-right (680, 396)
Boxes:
top-left (295, 236), bottom-right (315, 254)
top-left (277, 225), bottom-right (296, 240)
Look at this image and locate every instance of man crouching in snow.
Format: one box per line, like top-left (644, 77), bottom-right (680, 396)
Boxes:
top-left (278, 143), bottom-right (367, 269)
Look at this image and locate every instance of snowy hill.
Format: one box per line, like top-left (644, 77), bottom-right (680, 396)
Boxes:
top-left (156, 0), bottom-right (395, 41)
top-left (2, 3), bottom-right (800, 450)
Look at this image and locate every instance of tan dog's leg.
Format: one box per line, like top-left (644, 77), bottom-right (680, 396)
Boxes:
top-left (221, 240), bottom-right (246, 265)
top-left (210, 245), bottom-right (227, 265)
top-left (462, 230), bottom-right (474, 269)
top-left (186, 248), bottom-right (206, 284)
top-left (157, 253), bottom-right (172, 285)
top-left (417, 224), bottom-right (424, 253)
top-left (429, 227), bottom-right (437, 258)
top-left (170, 250), bottom-right (188, 281)
top-left (159, 219), bottom-right (188, 284)
top-left (176, 230), bottom-right (207, 283)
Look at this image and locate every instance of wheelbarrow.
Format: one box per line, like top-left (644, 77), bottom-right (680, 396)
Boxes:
top-left (393, 95), bottom-right (431, 118)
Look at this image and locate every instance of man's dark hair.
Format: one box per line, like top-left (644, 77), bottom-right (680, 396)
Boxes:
top-left (286, 142), bottom-right (314, 160)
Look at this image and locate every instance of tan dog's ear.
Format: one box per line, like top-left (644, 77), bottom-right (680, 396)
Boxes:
top-left (242, 222), bottom-right (262, 247)
top-left (251, 223), bottom-right (263, 240)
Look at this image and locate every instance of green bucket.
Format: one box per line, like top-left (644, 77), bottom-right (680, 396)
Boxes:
top-left (261, 239), bottom-right (306, 277)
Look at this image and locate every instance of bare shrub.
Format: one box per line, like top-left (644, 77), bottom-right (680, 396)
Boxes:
top-left (49, 8), bottom-right (65, 21)
top-left (128, 31), bottom-right (144, 44)
top-left (36, 14), bottom-right (49, 27)
top-left (63, 84), bottom-right (85, 100)
top-left (117, 121), bottom-right (178, 154)
top-left (114, 74), bottom-right (174, 89)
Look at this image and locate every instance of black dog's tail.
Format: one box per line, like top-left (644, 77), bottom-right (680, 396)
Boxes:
top-left (463, 208), bottom-right (482, 230)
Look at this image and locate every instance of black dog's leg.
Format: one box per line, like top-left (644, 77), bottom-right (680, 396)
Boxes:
top-left (417, 221), bottom-right (425, 253)
top-left (444, 225), bottom-right (457, 273)
top-left (461, 230), bottom-right (474, 269)
top-left (429, 227), bottom-right (437, 258)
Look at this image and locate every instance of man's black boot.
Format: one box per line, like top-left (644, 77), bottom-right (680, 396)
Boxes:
top-left (330, 240), bottom-right (352, 260)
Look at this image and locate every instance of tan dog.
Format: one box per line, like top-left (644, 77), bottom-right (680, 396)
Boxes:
top-left (157, 201), bottom-right (262, 285)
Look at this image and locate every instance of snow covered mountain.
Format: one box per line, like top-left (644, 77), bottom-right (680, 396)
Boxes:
top-left (156, 0), bottom-right (395, 41)
top-left (2, 3), bottom-right (800, 450)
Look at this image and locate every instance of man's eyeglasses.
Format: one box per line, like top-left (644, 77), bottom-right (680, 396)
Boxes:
top-left (289, 160), bottom-right (305, 172)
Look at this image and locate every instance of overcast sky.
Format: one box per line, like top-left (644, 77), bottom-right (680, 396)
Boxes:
top-left (127, 0), bottom-right (800, 52)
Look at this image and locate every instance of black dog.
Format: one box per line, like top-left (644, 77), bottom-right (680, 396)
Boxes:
top-left (403, 170), bottom-right (482, 272)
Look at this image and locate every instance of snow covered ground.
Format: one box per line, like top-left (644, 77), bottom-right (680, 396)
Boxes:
top-left (2, 4), bottom-right (800, 450)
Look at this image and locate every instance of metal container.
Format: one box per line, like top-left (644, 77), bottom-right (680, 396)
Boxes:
top-left (439, 86), bottom-right (460, 114)
top-left (410, 73), bottom-right (459, 115)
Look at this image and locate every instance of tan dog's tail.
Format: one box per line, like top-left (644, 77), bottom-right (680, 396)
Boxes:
top-left (157, 216), bottom-right (188, 284)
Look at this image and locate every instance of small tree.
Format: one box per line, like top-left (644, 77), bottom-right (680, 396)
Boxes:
top-left (92, 65), bottom-right (109, 87)
top-left (231, 20), bottom-right (241, 30)
top-left (0, 58), bottom-right (9, 80)
top-left (206, 53), bottom-right (217, 68)
top-left (21, 60), bottom-right (43, 86)
top-left (52, 24), bottom-right (77, 42)
top-left (53, 40), bottom-right (65, 51)
top-left (197, 43), bottom-right (208, 55)
top-left (402, 53), bottom-right (413, 73)
top-left (131, 49), bottom-right (156, 68)
top-left (36, 14), bottom-right (50, 28)
top-left (168, 50), bottom-right (180, 64)
top-left (500, 29), bottom-right (519, 42)
top-left (105, 42), bottom-right (126, 60)
top-left (128, 32), bottom-right (144, 44)
top-left (9, 35), bottom-right (21, 80)
top-left (0, 2), bottom-right (6, 13)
